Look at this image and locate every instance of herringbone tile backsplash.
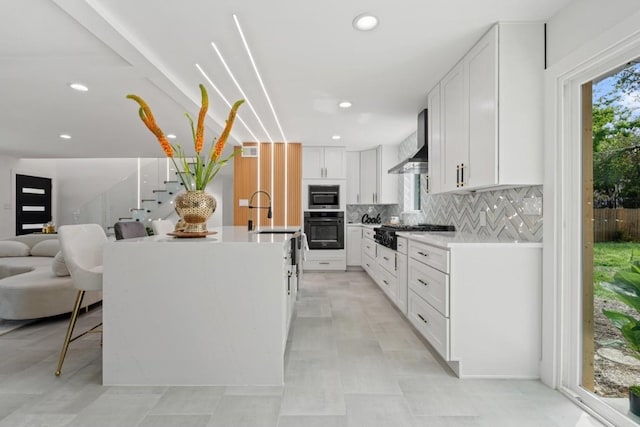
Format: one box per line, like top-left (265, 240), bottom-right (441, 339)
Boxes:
top-left (397, 132), bottom-right (543, 242)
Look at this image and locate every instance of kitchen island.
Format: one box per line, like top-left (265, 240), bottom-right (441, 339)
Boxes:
top-left (102, 226), bottom-right (300, 386)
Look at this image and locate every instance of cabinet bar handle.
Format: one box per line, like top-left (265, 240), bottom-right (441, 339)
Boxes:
top-left (417, 251), bottom-right (430, 257)
top-left (417, 313), bottom-right (429, 324)
top-left (383, 280), bottom-right (389, 285)
top-left (383, 256), bottom-right (389, 261)
top-left (319, 262), bottom-right (330, 265)
top-left (456, 164), bottom-right (460, 187)
top-left (460, 163), bottom-right (465, 187)
top-left (418, 278), bottom-right (429, 287)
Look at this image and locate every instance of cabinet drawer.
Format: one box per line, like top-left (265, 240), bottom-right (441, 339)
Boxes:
top-left (408, 241), bottom-right (449, 273)
top-left (376, 245), bottom-right (397, 276)
top-left (408, 291), bottom-right (449, 360)
top-left (408, 259), bottom-right (449, 317)
top-left (362, 253), bottom-right (378, 280)
top-left (362, 239), bottom-right (377, 259)
top-left (376, 263), bottom-right (398, 302)
top-left (363, 228), bottom-right (375, 241)
top-left (304, 259), bottom-right (344, 270)
top-left (396, 237), bottom-right (408, 255)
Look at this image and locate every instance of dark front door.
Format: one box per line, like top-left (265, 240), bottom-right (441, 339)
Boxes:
top-left (15, 174), bottom-right (52, 235)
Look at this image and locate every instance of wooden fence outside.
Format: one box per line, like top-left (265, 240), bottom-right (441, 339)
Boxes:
top-left (594, 208), bottom-right (640, 242)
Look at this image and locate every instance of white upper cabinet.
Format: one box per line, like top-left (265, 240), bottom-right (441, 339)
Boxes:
top-left (376, 145), bottom-right (398, 204)
top-left (347, 146), bottom-right (398, 204)
top-left (440, 61), bottom-right (467, 193)
top-left (346, 151), bottom-right (361, 204)
top-left (303, 146), bottom-right (345, 179)
top-left (467, 26), bottom-right (498, 188)
top-left (360, 148), bottom-right (377, 204)
top-left (436, 23), bottom-right (543, 193)
top-left (427, 84), bottom-right (442, 194)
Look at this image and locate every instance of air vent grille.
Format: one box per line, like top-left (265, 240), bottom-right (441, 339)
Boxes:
top-left (242, 146), bottom-right (258, 157)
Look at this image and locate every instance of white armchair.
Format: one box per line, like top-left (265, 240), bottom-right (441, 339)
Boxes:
top-left (55, 224), bottom-right (105, 376)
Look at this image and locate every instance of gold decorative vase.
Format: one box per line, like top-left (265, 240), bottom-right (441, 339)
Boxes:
top-left (174, 190), bottom-right (216, 233)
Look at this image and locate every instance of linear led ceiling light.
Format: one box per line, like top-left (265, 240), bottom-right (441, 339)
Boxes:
top-left (338, 101), bottom-right (352, 108)
top-left (59, 134), bottom-right (72, 139)
top-left (195, 63), bottom-right (260, 143)
top-left (233, 14), bottom-right (288, 145)
top-left (210, 41), bottom-right (274, 143)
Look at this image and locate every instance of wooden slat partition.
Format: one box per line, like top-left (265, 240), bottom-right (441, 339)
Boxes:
top-left (233, 142), bottom-right (302, 227)
top-left (258, 143), bottom-right (273, 227)
top-left (233, 144), bottom-right (258, 228)
top-left (287, 144), bottom-right (302, 227)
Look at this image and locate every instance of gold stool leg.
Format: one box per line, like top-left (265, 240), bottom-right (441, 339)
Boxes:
top-left (55, 290), bottom-right (85, 376)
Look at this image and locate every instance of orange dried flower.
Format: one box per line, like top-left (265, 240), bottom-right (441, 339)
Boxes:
top-left (127, 85), bottom-right (243, 191)
top-left (212, 99), bottom-right (244, 161)
top-left (128, 95), bottom-right (174, 158)
top-left (195, 84), bottom-right (208, 153)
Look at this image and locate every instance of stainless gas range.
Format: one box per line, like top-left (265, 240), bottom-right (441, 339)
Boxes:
top-left (374, 224), bottom-right (455, 250)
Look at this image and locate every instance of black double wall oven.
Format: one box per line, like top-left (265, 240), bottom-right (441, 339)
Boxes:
top-left (304, 211), bottom-right (344, 250)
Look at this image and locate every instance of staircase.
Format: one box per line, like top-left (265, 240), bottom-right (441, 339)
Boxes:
top-left (75, 158), bottom-right (188, 235)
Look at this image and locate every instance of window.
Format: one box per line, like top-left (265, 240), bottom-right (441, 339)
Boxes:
top-left (404, 174), bottom-right (421, 211)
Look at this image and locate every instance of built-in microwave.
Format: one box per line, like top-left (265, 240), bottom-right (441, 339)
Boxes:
top-left (308, 185), bottom-right (340, 209)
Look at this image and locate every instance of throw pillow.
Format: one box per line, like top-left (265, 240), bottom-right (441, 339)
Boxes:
top-left (30, 239), bottom-right (60, 257)
top-left (0, 241), bottom-right (30, 257)
top-left (52, 251), bottom-right (70, 277)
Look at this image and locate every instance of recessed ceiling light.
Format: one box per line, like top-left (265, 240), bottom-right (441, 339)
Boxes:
top-left (338, 101), bottom-right (352, 109)
top-left (332, 135), bottom-right (341, 140)
top-left (166, 134), bottom-right (177, 139)
top-left (353, 13), bottom-right (379, 31)
top-left (69, 83), bottom-right (88, 92)
top-left (59, 134), bottom-right (72, 140)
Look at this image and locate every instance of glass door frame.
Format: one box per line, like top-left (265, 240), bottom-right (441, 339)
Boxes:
top-left (548, 27), bottom-right (640, 427)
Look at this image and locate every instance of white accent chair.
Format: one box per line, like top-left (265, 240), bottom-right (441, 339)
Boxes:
top-left (151, 219), bottom-right (174, 236)
top-left (55, 224), bottom-right (105, 376)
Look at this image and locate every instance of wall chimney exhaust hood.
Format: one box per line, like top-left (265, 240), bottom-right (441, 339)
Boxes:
top-left (388, 109), bottom-right (429, 174)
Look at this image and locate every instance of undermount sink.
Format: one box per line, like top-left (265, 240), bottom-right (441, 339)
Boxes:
top-left (253, 229), bottom-right (298, 234)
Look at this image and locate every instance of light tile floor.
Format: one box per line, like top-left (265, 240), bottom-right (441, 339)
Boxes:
top-left (0, 271), bottom-right (608, 426)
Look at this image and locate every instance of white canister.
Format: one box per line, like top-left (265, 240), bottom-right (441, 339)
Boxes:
top-left (390, 216), bottom-right (400, 225)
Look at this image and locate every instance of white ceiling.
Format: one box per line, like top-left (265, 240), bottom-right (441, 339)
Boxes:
top-left (0, 0), bottom-right (572, 159)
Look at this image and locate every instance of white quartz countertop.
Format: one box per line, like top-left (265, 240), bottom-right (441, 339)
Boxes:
top-left (347, 223), bottom-right (381, 229)
top-left (114, 226), bottom-right (301, 245)
top-left (397, 231), bottom-right (542, 249)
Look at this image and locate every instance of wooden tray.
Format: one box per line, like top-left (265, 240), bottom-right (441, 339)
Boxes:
top-left (166, 231), bottom-right (217, 238)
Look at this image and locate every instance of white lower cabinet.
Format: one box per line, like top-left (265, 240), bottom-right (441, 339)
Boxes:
top-left (407, 238), bottom-right (542, 378)
top-left (347, 225), bottom-right (362, 266)
top-left (408, 257), bottom-right (449, 316)
top-left (304, 249), bottom-right (346, 271)
top-left (365, 238), bottom-right (407, 315)
top-left (408, 290), bottom-right (449, 360)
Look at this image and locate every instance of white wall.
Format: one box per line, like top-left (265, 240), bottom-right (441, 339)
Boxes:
top-left (546, 0), bottom-right (640, 67)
